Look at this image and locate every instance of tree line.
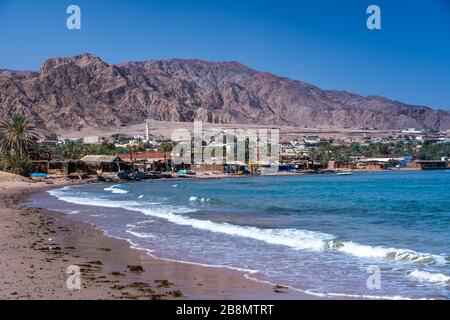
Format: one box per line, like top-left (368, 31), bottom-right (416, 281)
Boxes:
top-left (0, 114), bottom-right (449, 176)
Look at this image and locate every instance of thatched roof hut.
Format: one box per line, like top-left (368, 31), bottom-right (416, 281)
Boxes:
top-left (80, 155), bottom-right (127, 173)
top-left (80, 155), bottom-right (122, 165)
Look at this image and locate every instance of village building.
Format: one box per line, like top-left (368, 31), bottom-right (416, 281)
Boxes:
top-left (83, 136), bottom-right (105, 145)
top-left (80, 155), bottom-right (128, 174)
top-left (417, 160), bottom-right (449, 170)
top-left (37, 139), bottom-right (60, 147)
top-left (119, 152), bottom-right (171, 172)
top-left (355, 156), bottom-right (412, 170)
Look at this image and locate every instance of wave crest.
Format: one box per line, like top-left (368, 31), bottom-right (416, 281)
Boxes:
top-left (48, 187), bottom-right (446, 266)
top-left (104, 185), bottom-right (129, 194)
top-left (408, 269), bottom-right (450, 287)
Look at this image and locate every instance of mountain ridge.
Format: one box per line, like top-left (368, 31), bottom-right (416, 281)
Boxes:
top-left (0, 53), bottom-right (449, 132)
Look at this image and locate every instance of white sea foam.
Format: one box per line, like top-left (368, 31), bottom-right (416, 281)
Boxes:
top-left (139, 208), bottom-right (333, 251)
top-left (126, 230), bottom-right (154, 238)
top-left (327, 241), bottom-right (447, 265)
top-left (138, 206), bottom-right (446, 265)
top-left (103, 185), bottom-right (129, 194)
top-left (138, 194), bottom-right (144, 199)
top-left (189, 196), bottom-right (210, 203)
top-left (48, 188), bottom-right (446, 266)
top-left (126, 219), bottom-right (158, 228)
top-left (408, 269), bottom-right (450, 287)
top-left (85, 222), bottom-right (419, 300)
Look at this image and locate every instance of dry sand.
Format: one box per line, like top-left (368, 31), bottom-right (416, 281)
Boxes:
top-left (0, 173), bottom-right (311, 300)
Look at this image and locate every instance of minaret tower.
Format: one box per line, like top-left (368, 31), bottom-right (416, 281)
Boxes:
top-left (146, 103), bottom-right (154, 143)
top-left (146, 118), bottom-right (150, 142)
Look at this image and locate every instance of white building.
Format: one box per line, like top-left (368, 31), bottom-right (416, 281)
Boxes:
top-left (402, 128), bottom-right (426, 134)
top-left (83, 136), bottom-right (104, 145)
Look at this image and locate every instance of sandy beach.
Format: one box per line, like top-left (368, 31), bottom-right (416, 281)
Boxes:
top-left (0, 173), bottom-right (310, 300)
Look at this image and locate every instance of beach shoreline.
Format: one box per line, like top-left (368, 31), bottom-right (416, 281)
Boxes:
top-left (0, 178), bottom-right (313, 300)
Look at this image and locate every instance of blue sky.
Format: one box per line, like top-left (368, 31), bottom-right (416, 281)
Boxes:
top-left (0, 0), bottom-right (449, 109)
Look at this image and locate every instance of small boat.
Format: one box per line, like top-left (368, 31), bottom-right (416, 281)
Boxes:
top-left (30, 173), bottom-right (47, 178)
top-left (337, 172), bottom-right (353, 176)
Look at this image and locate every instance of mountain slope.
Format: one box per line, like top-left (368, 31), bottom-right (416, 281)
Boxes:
top-left (0, 53), bottom-right (449, 132)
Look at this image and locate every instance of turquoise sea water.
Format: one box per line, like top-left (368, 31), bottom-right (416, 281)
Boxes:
top-left (32, 171), bottom-right (450, 299)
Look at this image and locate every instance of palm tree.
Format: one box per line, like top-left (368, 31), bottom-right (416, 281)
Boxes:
top-left (126, 146), bottom-right (135, 162)
top-left (0, 153), bottom-right (34, 176)
top-left (56, 141), bottom-right (84, 177)
top-left (0, 115), bottom-right (37, 157)
top-left (134, 138), bottom-right (145, 152)
top-left (57, 141), bottom-right (84, 160)
top-left (0, 115), bottom-right (38, 176)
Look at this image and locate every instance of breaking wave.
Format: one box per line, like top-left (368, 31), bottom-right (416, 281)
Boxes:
top-left (408, 269), bottom-right (450, 287)
top-left (326, 240), bottom-right (447, 265)
top-left (48, 187), bottom-right (446, 267)
top-left (126, 230), bottom-right (154, 238)
top-left (103, 185), bottom-right (129, 194)
top-left (189, 195), bottom-right (210, 203)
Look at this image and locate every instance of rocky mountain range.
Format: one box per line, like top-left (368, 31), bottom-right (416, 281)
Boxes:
top-left (0, 53), bottom-right (449, 132)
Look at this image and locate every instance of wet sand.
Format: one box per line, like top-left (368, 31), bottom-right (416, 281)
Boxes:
top-left (0, 179), bottom-right (311, 300)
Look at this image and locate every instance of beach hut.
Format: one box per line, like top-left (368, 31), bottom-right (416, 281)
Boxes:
top-left (29, 151), bottom-right (52, 173)
top-left (119, 152), bottom-right (172, 172)
top-left (417, 160), bottom-right (449, 170)
top-left (48, 160), bottom-right (84, 175)
top-left (80, 155), bottom-right (127, 174)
